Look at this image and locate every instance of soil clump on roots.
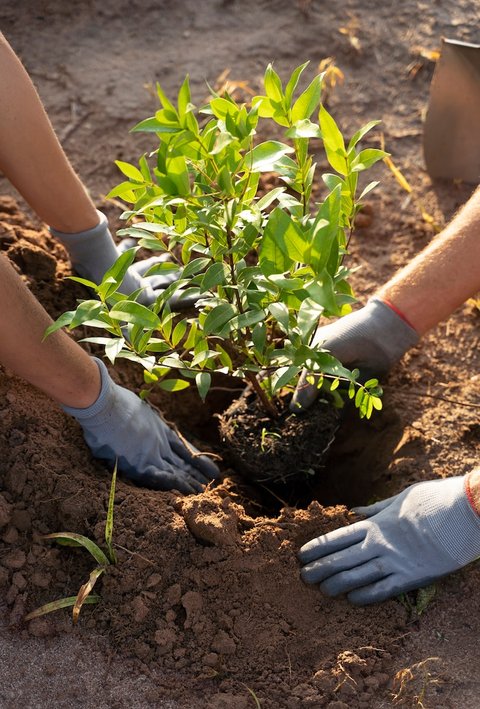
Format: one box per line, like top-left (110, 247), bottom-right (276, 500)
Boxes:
top-left (220, 392), bottom-right (340, 487)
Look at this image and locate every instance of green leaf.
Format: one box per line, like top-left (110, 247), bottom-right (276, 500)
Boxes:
top-left (105, 337), bottom-right (125, 364)
top-left (358, 181), bottom-right (380, 200)
top-left (131, 116), bottom-right (166, 133)
top-left (355, 387), bottom-right (364, 408)
top-left (319, 105), bottom-right (347, 175)
top-left (70, 300), bottom-right (105, 329)
top-left (330, 378), bottom-right (340, 391)
top-left (203, 302), bottom-right (236, 335)
top-left (217, 164), bottom-right (234, 194)
top-left (260, 208), bottom-right (308, 276)
top-left (252, 96), bottom-right (290, 127)
top-left (106, 181), bottom-right (140, 200)
top-left (347, 120), bottom-right (381, 151)
top-left (256, 187), bottom-right (286, 211)
top-left (166, 155), bottom-right (190, 196)
top-left (247, 141), bottom-right (294, 172)
top-left (115, 160), bottom-right (145, 182)
top-left (415, 584), bottom-right (436, 616)
top-left (211, 130), bottom-right (236, 155)
top-left (264, 64), bottom-right (284, 103)
top-left (172, 320), bottom-right (187, 347)
top-left (291, 75), bottom-right (322, 122)
top-left (272, 365), bottom-right (301, 393)
top-left (215, 344), bottom-right (233, 369)
top-left (230, 309), bottom-right (266, 331)
top-left (143, 262), bottom-right (179, 279)
top-left (98, 248), bottom-right (137, 299)
top-left (269, 302), bottom-right (290, 333)
top-left (305, 271), bottom-right (340, 315)
top-left (371, 396), bottom-right (383, 411)
top-left (105, 461), bottom-right (117, 564)
top-left (139, 154), bottom-right (152, 182)
top-left (201, 262), bottom-right (228, 292)
top-left (191, 349), bottom-right (218, 367)
top-left (284, 62), bottom-right (309, 107)
top-left (183, 257), bottom-right (211, 278)
top-left (156, 81), bottom-right (177, 114)
top-left (25, 595), bottom-right (101, 621)
top-left (177, 74), bottom-right (192, 119)
top-left (322, 173), bottom-right (344, 191)
top-left (158, 378), bottom-right (190, 392)
top-left (267, 274), bottom-right (304, 292)
top-left (135, 116), bottom-right (180, 134)
top-left (43, 532), bottom-right (110, 566)
top-left (115, 351), bottom-right (156, 370)
top-left (210, 96), bottom-right (238, 119)
top-left (109, 301), bottom-right (161, 329)
top-left (308, 185), bottom-right (342, 274)
top-left (252, 322), bottom-right (267, 352)
top-left (285, 119), bottom-right (322, 139)
top-left (350, 148), bottom-right (388, 172)
top-left (195, 372), bottom-right (211, 402)
top-left (44, 310), bottom-right (75, 338)
top-left (296, 297), bottom-right (324, 340)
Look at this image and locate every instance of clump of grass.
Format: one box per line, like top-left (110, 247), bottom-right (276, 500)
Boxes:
top-left (25, 462), bottom-right (118, 625)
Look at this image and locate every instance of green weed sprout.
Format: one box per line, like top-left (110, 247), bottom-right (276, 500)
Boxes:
top-left (25, 463), bottom-right (118, 625)
top-left (46, 63), bottom-right (385, 419)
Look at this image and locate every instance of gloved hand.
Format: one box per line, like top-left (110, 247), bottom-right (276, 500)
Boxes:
top-left (299, 475), bottom-right (480, 605)
top-left (51, 210), bottom-right (196, 309)
top-left (63, 357), bottom-right (219, 494)
top-left (291, 297), bottom-right (419, 411)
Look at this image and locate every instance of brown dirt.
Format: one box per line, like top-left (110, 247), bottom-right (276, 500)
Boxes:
top-left (1, 1), bottom-right (480, 707)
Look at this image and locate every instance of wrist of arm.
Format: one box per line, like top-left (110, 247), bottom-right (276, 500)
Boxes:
top-left (465, 469), bottom-right (480, 517)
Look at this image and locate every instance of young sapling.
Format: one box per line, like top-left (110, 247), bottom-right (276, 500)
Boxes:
top-left (46, 63), bottom-right (385, 423)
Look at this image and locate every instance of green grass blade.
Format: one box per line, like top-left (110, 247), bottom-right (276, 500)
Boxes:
top-left (43, 532), bottom-right (110, 566)
top-left (105, 460), bottom-right (117, 564)
top-left (25, 595), bottom-right (101, 621)
top-left (240, 683), bottom-right (262, 708)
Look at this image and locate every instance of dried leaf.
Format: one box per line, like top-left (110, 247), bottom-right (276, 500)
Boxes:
top-left (318, 57), bottom-right (345, 89)
top-left (73, 567), bottom-right (105, 625)
top-left (383, 155), bottom-right (412, 194)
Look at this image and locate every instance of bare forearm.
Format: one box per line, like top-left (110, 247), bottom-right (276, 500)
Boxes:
top-left (378, 187), bottom-right (480, 334)
top-left (0, 254), bottom-right (99, 407)
top-left (0, 33), bottom-right (98, 232)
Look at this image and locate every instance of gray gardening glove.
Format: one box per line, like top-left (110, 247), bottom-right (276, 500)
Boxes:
top-left (51, 210), bottom-right (197, 309)
top-left (63, 358), bottom-right (219, 494)
top-left (291, 297), bottom-right (419, 411)
top-left (299, 475), bottom-right (480, 605)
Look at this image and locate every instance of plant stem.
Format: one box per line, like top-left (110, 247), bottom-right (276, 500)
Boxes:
top-left (245, 370), bottom-right (278, 418)
top-left (225, 225), bottom-right (243, 315)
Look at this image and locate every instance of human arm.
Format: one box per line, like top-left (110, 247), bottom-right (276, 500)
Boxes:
top-left (292, 186), bottom-right (480, 409)
top-left (0, 33), bottom-right (188, 306)
top-left (299, 472), bottom-right (480, 604)
top-left (0, 252), bottom-right (218, 493)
